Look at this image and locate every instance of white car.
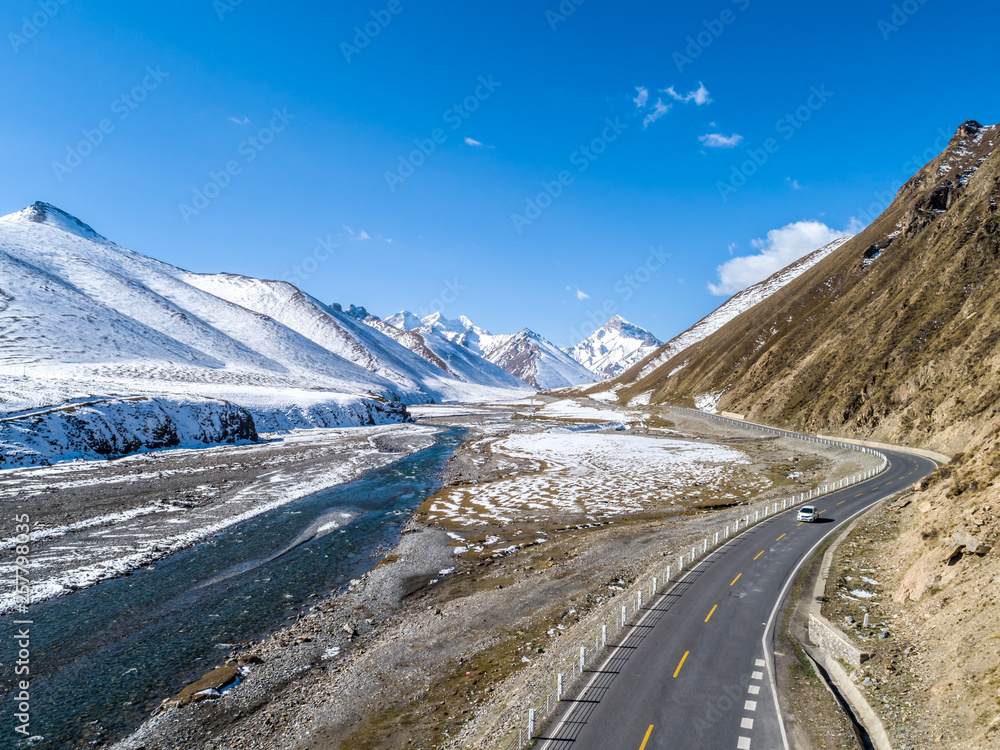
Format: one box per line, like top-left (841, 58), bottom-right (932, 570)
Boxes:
top-left (797, 506), bottom-right (817, 522)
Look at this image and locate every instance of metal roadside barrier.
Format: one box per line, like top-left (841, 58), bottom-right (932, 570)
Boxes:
top-left (483, 408), bottom-right (888, 750)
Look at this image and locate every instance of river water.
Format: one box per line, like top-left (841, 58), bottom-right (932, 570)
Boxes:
top-left (2, 427), bottom-right (464, 748)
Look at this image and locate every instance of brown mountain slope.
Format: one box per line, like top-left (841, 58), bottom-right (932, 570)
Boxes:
top-left (619, 120), bottom-right (999, 458)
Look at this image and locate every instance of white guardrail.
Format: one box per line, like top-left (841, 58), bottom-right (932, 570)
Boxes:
top-left (483, 408), bottom-right (889, 750)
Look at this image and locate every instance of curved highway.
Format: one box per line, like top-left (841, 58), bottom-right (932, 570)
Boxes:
top-left (537, 448), bottom-right (938, 750)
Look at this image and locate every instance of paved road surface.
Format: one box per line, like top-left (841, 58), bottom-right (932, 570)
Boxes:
top-left (537, 448), bottom-right (937, 750)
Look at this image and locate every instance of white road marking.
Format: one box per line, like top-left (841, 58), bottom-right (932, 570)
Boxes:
top-left (744, 700), bottom-right (757, 711)
top-left (747, 684), bottom-right (760, 695)
top-left (741, 717), bottom-right (754, 729)
top-left (738, 737), bottom-right (752, 749)
top-left (754, 659), bottom-right (765, 667)
top-left (751, 670), bottom-right (763, 680)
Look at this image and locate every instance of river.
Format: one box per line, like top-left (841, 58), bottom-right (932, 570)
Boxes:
top-left (2, 427), bottom-right (464, 748)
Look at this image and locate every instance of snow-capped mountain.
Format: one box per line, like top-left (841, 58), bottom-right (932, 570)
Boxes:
top-left (344, 307), bottom-right (530, 391)
top-left (383, 311), bottom-right (596, 389)
top-left (568, 315), bottom-right (663, 379)
top-left (480, 329), bottom-right (598, 389)
top-left (0, 203), bottom-right (529, 464)
top-left (626, 236), bottom-right (851, 383)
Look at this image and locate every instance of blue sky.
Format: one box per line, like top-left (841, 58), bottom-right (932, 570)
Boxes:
top-left (2, 0), bottom-right (997, 348)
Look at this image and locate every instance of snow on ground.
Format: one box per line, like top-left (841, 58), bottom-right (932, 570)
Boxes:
top-left (587, 389), bottom-right (621, 403)
top-left (627, 391), bottom-right (652, 407)
top-left (0, 424), bottom-right (437, 614)
top-left (536, 399), bottom-right (636, 423)
top-left (694, 391), bottom-right (724, 414)
top-left (425, 431), bottom-right (770, 528)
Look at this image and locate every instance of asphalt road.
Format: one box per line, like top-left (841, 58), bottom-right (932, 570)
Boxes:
top-left (537, 448), bottom-right (938, 750)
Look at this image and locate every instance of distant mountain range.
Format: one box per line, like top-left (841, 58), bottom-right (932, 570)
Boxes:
top-left (0, 196), bottom-right (858, 466)
top-left (376, 310), bottom-right (597, 389)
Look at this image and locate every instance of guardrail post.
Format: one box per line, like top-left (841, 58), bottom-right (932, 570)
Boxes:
top-left (622, 605), bottom-right (626, 626)
top-left (558, 673), bottom-right (563, 701)
top-left (580, 646), bottom-right (586, 671)
top-left (703, 538), bottom-right (708, 553)
top-left (667, 565), bottom-right (671, 581)
top-left (679, 554), bottom-right (684, 571)
top-left (638, 591), bottom-right (642, 610)
top-left (714, 531), bottom-right (719, 545)
top-left (652, 577), bottom-right (657, 595)
top-left (602, 623), bottom-right (607, 648)
top-left (529, 709), bottom-right (535, 738)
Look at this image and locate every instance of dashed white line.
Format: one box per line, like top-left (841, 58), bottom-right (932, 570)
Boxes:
top-left (744, 700), bottom-right (757, 711)
top-left (747, 684), bottom-right (760, 695)
top-left (751, 670), bottom-right (763, 680)
top-left (737, 737), bottom-right (752, 749)
top-left (754, 659), bottom-right (765, 667)
top-left (741, 717), bottom-right (754, 729)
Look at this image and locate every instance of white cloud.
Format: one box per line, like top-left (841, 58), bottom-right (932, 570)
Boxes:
top-left (643, 98), bottom-right (671, 128)
top-left (465, 137), bottom-right (494, 148)
top-left (576, 289), bottom-right (590, 300)
top-left (665, 83), bottom-right (711, 105)
top-left (708, 220), bottom-right (851, 296)
top-left (699, 132), bottom-right (743, 148)
top-left (342, 225), bottom-right (372, 241)
top-left (228, 116), bottom-right (250, 125)
top-left (786, 177), bottom-right (801, 190)
top-left (727, 242), bottom-right (737, 255)
top-left (633, 86), bottom-right (649, 108)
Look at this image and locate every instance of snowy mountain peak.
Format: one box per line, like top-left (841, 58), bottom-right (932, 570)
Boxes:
top-left (384, 310), bottom-right (424, 331)
top-left (2, 201), bottom-right (111, 244)
top-left (421, 311), bottom-right (472, 335)
top-left (568, 316), bottom-right (663, 379)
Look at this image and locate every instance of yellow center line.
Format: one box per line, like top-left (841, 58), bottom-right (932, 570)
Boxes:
top-left (796, 522), bottom-right (804, 527)
top-left (837, 500), bottom-right (846, 505)
top-left (818, 509), bottom-right (826, 514)
top-left (730, 573), bottom-right (742, 586)
top-left (754, 550), bottom-right (765, 560)
top-left (673, 651), bottom-right (689, 678)
top-left (855, 493), bottom-right (863, 497)
top-left (639, 724), bottom-right (654, 750)
top-left (776, 533), bottom-right (787, 541)
top-left (705, 604), bottom-right (718, 623)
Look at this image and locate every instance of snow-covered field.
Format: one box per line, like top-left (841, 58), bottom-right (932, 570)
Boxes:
top-left (0, 424), bottom-right (437, 614)
top-left (536, 399), bottom-right (636, 423)
top-left (425, 430), bottom-right (770, 529)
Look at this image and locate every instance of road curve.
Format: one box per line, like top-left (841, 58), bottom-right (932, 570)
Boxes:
top-left (536, 448), bottom-right (938, 750)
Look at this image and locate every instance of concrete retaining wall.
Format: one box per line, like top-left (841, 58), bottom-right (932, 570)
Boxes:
top-left (815, 434), bottom-right (950, 466)
top-left (808, 613), bottom-right (869, 668)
